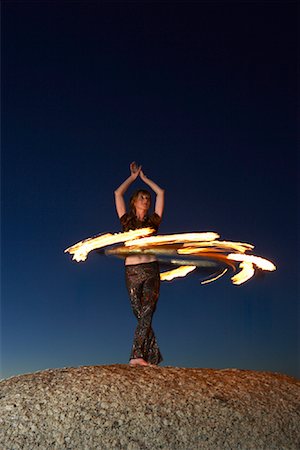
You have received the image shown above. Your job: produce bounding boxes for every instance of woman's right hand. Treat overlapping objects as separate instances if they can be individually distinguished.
[130,161,142,179]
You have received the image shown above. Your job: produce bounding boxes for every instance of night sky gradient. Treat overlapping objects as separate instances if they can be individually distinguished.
[2,2,298,379]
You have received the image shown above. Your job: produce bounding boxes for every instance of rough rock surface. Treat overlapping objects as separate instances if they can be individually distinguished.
[0,365,299,450]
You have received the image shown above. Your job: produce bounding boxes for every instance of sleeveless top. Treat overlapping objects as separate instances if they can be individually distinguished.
[120,212,161,233]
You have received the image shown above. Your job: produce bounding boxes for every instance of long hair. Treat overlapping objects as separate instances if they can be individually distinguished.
[129,189,151,216]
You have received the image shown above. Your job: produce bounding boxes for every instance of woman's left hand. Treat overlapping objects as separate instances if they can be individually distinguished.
[139,169,148,181]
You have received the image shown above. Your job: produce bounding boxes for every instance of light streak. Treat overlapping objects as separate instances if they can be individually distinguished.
[64,228,154,262]
[227,253,276,271]
[125,232,219,247]
[65,229,276,285]
[179,240,254,254]
[160,266,197,281]
[201,268,228,285]
[231,262,255,285]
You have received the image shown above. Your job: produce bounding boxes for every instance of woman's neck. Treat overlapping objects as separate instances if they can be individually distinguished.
[135,209,147,220]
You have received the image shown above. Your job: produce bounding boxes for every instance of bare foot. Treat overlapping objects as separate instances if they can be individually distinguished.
[129,358,149,366]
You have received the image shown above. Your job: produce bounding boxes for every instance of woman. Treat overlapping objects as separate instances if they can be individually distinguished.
[114,162,165,367]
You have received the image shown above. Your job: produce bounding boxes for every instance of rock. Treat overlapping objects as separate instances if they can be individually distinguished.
[0,365,299,449]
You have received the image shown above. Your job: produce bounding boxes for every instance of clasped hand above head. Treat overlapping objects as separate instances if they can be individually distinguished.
[130,161,148,181]
[130,161,141,175]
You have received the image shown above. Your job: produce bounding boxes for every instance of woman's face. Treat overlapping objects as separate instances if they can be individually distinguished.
[134,192,151,211]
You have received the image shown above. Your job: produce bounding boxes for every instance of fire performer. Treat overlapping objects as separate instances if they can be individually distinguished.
[114,162,165,367]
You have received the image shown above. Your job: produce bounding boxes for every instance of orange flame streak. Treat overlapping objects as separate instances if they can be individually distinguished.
[180,240,254,253]
[227,253,276,271]
[160,266,197,281]
[125,232,220,247]
[172,251,238,271]
[64,228,154,262]
[231,262,255,285]
[201,268,228,285]
[65,229,276,285]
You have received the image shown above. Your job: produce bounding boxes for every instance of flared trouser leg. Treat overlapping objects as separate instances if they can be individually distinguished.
[125,262,163,365]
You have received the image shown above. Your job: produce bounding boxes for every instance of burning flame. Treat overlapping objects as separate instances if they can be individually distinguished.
[179,240,254,254]
[227,254,276,285]
[64,228,154,262]
[231,262,255,285]
[201,268,228,285]
[227,253,276,271]
[160,266,197,281]
[125,232,220,247]
[65,228,276,285]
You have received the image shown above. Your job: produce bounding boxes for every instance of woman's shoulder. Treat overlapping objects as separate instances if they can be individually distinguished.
[149,212,162,226]
[120,212,129,224]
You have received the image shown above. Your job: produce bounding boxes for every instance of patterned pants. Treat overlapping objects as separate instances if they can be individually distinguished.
[125,261,163,365]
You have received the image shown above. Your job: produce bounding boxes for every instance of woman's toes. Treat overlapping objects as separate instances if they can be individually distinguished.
[129,358,149,366]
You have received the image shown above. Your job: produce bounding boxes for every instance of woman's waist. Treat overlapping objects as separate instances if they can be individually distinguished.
[125,254,157,266]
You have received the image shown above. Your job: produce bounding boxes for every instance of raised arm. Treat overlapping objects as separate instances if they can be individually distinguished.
[114,162,141,218]
[139,170,165,218]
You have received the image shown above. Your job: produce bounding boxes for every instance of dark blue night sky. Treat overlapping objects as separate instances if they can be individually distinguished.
[2,2,298,379]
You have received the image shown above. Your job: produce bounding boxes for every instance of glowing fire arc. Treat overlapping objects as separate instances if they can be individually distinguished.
[65,228,276,285]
